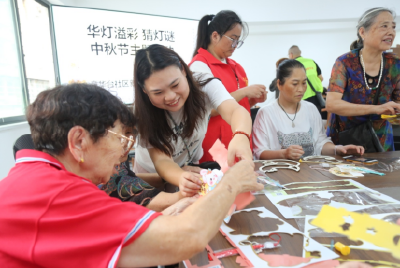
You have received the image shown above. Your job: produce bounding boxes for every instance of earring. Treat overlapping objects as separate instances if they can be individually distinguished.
[80,158,84,163]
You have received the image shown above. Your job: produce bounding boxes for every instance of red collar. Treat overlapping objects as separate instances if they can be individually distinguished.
[197,48,236,67]
[16,149,66,170]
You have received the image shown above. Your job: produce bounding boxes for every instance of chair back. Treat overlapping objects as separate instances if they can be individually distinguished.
[13,134,34,160]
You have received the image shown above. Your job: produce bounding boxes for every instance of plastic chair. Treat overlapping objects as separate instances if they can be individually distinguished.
[13,134,34,160]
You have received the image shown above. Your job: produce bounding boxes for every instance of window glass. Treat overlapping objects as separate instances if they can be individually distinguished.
[17,0,56,103]
[0,0,26,121]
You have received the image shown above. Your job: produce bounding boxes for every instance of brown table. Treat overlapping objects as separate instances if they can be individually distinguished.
[182,152,400,267]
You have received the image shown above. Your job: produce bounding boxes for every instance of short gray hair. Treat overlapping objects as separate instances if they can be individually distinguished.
[351,7,395,49]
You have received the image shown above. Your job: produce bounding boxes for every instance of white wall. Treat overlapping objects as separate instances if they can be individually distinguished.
[0,123,31,179]
[232,18,400,107]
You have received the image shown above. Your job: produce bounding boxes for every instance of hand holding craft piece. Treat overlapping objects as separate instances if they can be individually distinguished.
[209,139,255,210]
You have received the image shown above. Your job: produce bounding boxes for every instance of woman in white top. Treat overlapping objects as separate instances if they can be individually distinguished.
[133,44,253,196]
[253,59,364,160]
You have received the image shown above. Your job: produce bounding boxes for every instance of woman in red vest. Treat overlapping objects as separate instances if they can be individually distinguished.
[190,10,267,163]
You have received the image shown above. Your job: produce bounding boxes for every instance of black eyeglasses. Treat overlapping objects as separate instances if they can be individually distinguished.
[223,35,244,49]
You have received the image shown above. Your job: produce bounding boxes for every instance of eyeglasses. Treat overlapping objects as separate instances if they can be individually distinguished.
[223,35,244,49]
[107,130,135,154]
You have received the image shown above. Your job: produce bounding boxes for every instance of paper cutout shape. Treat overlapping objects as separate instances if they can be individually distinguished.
[198,169,223,196]
[234,192,255,211]
[259,159,300,173]
[265,179,400,219]
[209,139,229,172]
[236,256,252,267]
[311,205,400,259]
[182,244,223,268]
[258,254,311,267]
[208,139,255,210]
[220,207,338,268]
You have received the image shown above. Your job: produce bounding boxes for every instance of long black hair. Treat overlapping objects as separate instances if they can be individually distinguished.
[134,44,208,156]
[193,10,248,57]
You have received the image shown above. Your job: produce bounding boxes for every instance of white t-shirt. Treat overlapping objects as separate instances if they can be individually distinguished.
[252,99,332,159]
[135,77,233,173]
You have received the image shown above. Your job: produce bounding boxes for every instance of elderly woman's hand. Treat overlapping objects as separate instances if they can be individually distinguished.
[222,160,263,194]
[336,145,365,156]
[179,171,202,197]
[373,101,400,115]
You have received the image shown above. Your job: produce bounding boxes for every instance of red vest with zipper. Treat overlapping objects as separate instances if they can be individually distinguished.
[189,48,251,163]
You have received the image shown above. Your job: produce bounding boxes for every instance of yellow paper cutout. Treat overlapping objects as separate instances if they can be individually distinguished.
[337,259,400,268]
[311,205,400,259]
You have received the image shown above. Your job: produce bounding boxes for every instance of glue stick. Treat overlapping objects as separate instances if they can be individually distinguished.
[334,242,350,255]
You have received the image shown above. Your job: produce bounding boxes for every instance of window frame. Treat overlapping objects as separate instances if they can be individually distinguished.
[0,0,59,126]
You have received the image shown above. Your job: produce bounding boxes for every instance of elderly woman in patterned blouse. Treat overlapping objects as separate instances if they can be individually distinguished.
[326,7,400,152]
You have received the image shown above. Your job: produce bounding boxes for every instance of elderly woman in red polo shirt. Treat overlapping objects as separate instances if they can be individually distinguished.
[0,83,264,267]
[190,10,267,163]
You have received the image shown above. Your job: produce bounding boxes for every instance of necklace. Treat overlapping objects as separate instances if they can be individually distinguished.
[166,111,194,165]
[278,99,299,128]
[360,49,383,90]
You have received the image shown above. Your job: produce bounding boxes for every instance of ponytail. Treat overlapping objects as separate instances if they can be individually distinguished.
[193,15,215,58]
[192,10,248,57]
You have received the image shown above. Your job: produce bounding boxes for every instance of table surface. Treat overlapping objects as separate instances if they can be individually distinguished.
[182,152,400,267]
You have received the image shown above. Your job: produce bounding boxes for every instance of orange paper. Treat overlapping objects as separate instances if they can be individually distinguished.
[236,256,253,267]
[234,192,255,210]
[208,139,229,172]
[303,260,340,268]
[258,254,311,266]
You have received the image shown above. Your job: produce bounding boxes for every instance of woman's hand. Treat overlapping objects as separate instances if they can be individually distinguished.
[243,84,267,99]
[227,134,252,167]
[161,195,199,216]
[284,145,304,160]
[373,101,400,115]
[182,165,202,174]
[179,171,202,197]
[335,145,365,156]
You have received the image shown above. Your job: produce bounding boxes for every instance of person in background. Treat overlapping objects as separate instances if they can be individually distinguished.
[133,44,253,197]
[0,83,263,267]
[326,7,400,151]
[269,57,289,99]
[253,60,364,160]
[190,10,267,163]
[288,45,326,119]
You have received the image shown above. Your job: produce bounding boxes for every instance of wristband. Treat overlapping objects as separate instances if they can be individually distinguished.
[334,145,341,156]
[232,130,251,142]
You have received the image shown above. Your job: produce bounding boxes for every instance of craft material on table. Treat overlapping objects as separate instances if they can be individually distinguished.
[220,207,338,268]
[310,205,400,259]
[257,159,301,173]
[264,179,400,219]
[328,165,385,178]
[303,155,337,161]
